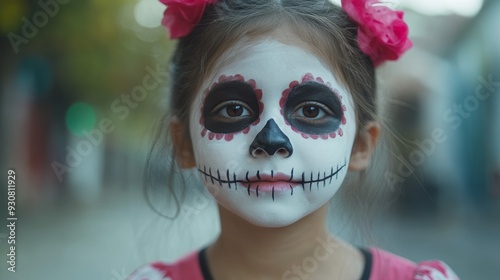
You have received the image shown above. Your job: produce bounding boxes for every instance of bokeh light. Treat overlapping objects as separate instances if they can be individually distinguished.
[134,0,164,28]
[65,102,97,136]
[401,0,484,17]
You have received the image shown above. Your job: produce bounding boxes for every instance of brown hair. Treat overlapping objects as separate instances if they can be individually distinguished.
[144,0,382,219]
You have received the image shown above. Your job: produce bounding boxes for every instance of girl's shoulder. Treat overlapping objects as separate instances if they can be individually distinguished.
[368,247,459,280]
[126,251,204,280]
[127,247,459,280]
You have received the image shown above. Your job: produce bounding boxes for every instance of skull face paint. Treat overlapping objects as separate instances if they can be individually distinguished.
[189,40,357,227]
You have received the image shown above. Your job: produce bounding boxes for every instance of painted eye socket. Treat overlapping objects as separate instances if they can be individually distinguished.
[212,101,253,120]
[202,80,260,133]
[283,81,343,135]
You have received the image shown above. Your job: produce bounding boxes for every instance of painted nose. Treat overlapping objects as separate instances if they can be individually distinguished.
[249,119,293,158]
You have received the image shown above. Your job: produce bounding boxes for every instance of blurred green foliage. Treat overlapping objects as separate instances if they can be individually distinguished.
[1,0,173,139]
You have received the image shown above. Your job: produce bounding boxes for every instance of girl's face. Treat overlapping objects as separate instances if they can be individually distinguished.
[189,39,357,227]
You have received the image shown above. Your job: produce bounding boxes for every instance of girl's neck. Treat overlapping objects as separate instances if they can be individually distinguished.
[206,205,364,280]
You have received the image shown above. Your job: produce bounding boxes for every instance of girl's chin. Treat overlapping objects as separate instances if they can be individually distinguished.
[237,213,304,228]
[221,200,321,228]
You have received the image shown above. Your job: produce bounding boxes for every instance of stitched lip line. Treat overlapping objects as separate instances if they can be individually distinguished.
[197,157,347,192]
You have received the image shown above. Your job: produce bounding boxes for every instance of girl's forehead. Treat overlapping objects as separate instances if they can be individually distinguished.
[205,39,345,91]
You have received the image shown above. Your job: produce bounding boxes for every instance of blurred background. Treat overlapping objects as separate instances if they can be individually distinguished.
[0,0,499,279]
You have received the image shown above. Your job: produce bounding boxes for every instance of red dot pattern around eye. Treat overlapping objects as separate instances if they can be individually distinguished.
[200,74,264,141]
[279,73,347,140]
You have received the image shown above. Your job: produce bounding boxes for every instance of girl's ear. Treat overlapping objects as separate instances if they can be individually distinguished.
[170,119,196,168]
[349,121,380,171]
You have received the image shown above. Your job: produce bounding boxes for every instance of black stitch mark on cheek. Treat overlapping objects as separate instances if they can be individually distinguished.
[329,167,333,184]
[272,187,275,201]
[256,185,259,197]
[227,169,231,189]
[209,168,215,184]
[290,185,293,195]
[309,172,313,191]
[217,170,222,187]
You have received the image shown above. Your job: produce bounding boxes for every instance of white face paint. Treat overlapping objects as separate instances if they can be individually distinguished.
[189,39,357,227]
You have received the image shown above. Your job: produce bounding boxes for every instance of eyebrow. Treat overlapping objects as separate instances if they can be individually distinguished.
[207,80,254,94]
[292,81,337,96]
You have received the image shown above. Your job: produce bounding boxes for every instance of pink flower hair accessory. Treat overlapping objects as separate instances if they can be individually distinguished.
[341,0,413,67]
[160,0,217,39]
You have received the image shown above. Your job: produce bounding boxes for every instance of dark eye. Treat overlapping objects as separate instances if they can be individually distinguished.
[299,105,322,118]
[293,102,331,121]
[212,101,252,119]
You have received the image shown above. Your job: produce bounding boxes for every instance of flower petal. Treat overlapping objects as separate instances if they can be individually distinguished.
[342,0,413,66]
[160,0,216,39]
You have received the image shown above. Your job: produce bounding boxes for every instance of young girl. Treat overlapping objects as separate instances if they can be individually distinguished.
[129,0,459,279]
